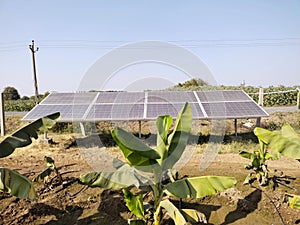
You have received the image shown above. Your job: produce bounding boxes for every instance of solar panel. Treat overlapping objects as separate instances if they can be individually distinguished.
[147,91,197,103]
[146,103,204,119]
[95,92,146,104]
[22,90,268,122]
[196,90,251,102]
[86,104,144,120]
[202,101,268,118]
[23,104,89,121]
[42,92,97,104]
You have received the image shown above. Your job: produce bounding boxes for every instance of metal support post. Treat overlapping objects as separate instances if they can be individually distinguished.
[0,93,5,136]
[80,122,86,136]
[256,117,261,127]
[234,119,238,137]
[138,120,142,138]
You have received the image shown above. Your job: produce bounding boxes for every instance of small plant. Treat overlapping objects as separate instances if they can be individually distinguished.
[33,156,62,184]
[0,112,60,199]
[80,103,237,224]
[240,124,300,209]
[239,140,279,186]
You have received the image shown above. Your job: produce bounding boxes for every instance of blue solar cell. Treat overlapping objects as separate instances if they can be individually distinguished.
[196,90,251,102]
[146,103,204,119]
[96,92,145,104]
[42,92,97,104]
[23,104,89,121]
[86,104,144,120]
[202,101,268,118]
[147,91,197,103]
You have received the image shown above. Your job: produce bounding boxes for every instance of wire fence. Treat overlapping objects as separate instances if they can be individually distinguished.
[248,88,299,108]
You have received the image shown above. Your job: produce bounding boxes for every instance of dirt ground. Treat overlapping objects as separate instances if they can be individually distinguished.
[0,114,300,225]
[0,134,299,225]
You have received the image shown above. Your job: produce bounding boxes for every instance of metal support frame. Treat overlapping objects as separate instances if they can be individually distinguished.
[79,122,86,136]
[138,120,142,138]
[256,117,261,127]
[0,93,5,136]
[234,119,238,137]
[43,132,48,140]
[297,89,300,110]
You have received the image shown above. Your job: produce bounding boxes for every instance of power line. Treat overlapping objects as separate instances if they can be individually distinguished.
[0,37,300,52]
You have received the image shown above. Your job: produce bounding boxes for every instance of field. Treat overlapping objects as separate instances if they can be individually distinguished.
[0,111,300,225]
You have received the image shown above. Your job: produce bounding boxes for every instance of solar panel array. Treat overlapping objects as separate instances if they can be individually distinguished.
[22,90,268,121]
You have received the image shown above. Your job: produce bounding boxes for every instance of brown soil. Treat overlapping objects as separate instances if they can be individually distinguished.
[0,114,300,225]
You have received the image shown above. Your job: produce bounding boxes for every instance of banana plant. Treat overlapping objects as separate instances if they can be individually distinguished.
[285,194,300,210]
[33,156,62,184]
[254,124,300,209]
[239,140,279,186]
[0,112,60,200]
[254,124,300,160]
[240,124,300,187]
[80,103,237,224]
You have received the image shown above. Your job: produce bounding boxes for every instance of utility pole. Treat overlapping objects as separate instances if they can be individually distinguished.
[29,40,39,105]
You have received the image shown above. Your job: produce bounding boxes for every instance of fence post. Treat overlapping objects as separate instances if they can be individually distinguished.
[258,88,264,106]
[297,89,300,110]
[0,92,5,136]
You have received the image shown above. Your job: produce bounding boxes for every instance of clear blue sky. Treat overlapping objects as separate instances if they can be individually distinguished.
[0,0,300,96]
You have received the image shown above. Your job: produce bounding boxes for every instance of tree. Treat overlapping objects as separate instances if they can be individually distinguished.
[3,86,20,100]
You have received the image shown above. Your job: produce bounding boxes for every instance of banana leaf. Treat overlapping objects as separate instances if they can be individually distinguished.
[286,194,300,209]
[123,189,145,219]
[166,176,237,198]
[156,115,172,164]
[162,103,192,170]
[111,127,160,172]
[80,163,150,189]
[254,125,300,159]
[0,167,36,199]
[0,112,60,158]
[157,199,187,225]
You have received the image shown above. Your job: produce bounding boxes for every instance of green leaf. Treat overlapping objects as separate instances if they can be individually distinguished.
[166,176,237,198]
[254,126,300,159]
[243,173,254,185]
[158,199,187,225]
[44,156,55,167]
[80,163,150,189]
[287,194,300,209]
[0,112,60,158]
[123,189,145,219]
[111,127,160,172]
[156,115,172,164]
[33,167,53,183]
[0,167,36,199]
[281,124,300,142]
[239,151,253,159]
[162,102,192,170]
[181,209,207,223]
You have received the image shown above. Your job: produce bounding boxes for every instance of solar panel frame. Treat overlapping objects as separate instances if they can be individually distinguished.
[22,90,269,122]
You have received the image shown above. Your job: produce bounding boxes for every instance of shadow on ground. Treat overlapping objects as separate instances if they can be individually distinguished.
[70,131,258,149]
